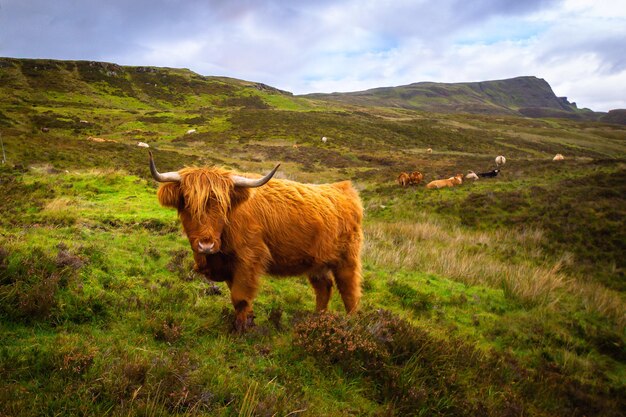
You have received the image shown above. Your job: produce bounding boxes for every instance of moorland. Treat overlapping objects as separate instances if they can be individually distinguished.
[0,58,625,416]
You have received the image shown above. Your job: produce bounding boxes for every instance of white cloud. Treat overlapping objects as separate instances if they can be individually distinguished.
[1,0,625,111]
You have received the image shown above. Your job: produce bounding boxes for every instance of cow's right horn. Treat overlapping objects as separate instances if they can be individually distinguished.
[231,164,280,188]
[149,151,181,182]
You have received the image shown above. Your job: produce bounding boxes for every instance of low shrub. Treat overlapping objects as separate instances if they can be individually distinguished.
[292,309,624,416]
[293,311,386,371]
[0,247,62,322]
[152,317,184,344]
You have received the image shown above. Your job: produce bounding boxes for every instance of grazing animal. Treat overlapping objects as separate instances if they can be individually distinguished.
[87,136,117,143]
[409,171,424,185]
[186,129,197,135]
[495,155,506,166]
[397,172,411,187]
[321,136,328,143]
[478,169,500,178]
[149,151,363,332]
[427,148,433,154]
[137,142,150,148]
[553,153,564,161]
[426,173,463,189]
[465,170,479,180]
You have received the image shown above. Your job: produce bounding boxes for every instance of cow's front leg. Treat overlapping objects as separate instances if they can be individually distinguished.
[229,275,260,333]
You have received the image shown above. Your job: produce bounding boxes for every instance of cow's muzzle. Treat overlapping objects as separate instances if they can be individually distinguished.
[197,240,218,254]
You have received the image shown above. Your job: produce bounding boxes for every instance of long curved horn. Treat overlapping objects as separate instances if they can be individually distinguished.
[149,151,181,182]
[231,164,280,188]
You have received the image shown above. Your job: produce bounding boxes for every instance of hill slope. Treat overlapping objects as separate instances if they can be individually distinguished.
[0,57,625,416]
[303,76,607,120]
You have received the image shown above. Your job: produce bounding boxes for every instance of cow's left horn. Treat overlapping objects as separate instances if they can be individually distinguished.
[149,151,181,182]
[231,164,280,188]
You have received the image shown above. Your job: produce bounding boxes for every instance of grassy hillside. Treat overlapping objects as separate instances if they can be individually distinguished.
[1,58,625,416]
[302,76,614,121]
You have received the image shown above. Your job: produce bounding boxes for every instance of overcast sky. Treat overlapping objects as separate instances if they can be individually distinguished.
[1,0,625,112]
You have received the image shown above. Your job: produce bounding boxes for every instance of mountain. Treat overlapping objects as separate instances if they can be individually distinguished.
[1,57,621,124]
[301,76,608,121]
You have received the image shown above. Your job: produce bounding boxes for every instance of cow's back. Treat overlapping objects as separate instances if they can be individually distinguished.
[227,178,362,274]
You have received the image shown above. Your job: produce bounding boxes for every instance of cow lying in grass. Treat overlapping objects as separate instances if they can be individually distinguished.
[426,173,463,189]
[149,151,364,332]
[478,169,500,178]
[465,171,479,180]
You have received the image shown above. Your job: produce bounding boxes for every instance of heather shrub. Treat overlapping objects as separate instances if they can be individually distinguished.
[0,247,76,322]
[54,334,97,377]
[151,316,184,344]
[292,312,386,371]
[94,350,221,414]
[293,309,525,416]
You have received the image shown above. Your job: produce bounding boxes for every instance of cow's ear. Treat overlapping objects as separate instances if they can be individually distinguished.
[230,187,251,208]
[157,183,183,209]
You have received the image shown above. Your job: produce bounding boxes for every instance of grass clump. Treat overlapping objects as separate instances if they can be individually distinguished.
[0,245,84,323]
[293,309,625,416]
[293,310,514,415]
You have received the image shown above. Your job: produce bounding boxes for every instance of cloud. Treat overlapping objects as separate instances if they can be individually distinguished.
[0,0,624,111]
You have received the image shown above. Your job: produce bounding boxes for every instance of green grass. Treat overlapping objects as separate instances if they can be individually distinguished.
[0,57,625,416]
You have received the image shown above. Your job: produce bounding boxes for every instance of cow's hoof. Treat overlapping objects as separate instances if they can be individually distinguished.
[234,319,247,334]
[246,312,255,328]
[232,312,255,334]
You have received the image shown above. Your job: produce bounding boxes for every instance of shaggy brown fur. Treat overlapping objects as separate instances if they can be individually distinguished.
[156,165,364,332]
[426,173,463,189]
[409,171,423,185]
[397,172,410,187]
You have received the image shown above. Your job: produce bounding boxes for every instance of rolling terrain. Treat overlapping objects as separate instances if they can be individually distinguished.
[303,76,622,122]
[1,58,625,416]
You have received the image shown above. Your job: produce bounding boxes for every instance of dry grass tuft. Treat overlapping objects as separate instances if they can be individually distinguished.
[364,221,624,326]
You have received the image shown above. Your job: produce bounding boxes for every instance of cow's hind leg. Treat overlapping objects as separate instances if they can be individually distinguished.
[332,261,362,314]
[308,271,334,312]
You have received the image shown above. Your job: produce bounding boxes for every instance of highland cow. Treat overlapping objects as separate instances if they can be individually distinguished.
[397,172,410,187]
[426,173,463,189]
[478,169,500,178]
[149,151,363,332]
[409,171,424,185]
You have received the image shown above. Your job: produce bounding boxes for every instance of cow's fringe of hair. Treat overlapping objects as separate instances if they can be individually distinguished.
[179,167,234,222]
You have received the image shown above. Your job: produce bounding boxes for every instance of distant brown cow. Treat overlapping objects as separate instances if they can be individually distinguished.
[149,151,363,332]
[426,173,463,189]
[409,171,423,185]
[397,172,410,187]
